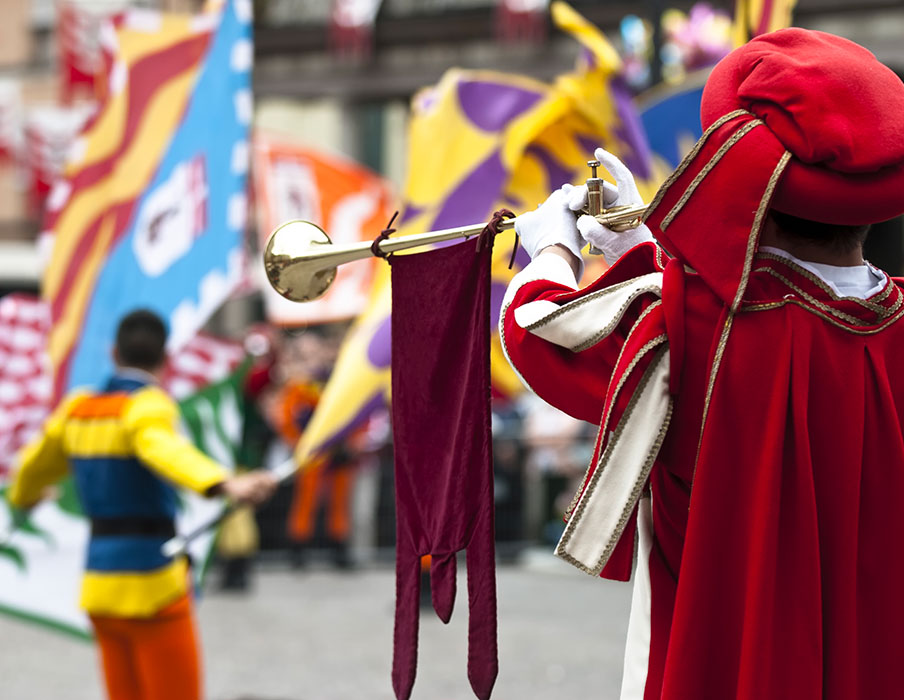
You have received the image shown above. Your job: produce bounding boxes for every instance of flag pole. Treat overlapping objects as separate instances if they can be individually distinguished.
[160,457,299,558]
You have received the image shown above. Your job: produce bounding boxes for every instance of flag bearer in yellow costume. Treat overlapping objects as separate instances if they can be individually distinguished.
[9,309,278,700]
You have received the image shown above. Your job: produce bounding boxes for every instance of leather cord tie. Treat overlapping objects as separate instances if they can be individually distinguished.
[477,209,516,266]
[372,210,400,261]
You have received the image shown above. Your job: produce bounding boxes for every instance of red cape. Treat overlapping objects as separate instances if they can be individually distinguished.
[502,242,904,698]
[663,251,904,699]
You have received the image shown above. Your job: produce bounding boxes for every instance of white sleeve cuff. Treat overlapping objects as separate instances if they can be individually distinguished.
[501,251,579,315]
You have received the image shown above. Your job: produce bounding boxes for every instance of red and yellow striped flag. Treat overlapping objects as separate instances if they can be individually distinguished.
[43,12,214,398]
[43,0,252,399]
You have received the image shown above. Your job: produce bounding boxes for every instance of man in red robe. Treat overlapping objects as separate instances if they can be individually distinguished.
[501,29,904,699]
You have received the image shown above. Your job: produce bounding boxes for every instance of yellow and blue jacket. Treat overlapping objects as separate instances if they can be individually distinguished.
[9,372,227,618]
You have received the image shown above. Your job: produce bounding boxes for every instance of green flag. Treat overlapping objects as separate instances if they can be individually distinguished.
[179,359,252,468]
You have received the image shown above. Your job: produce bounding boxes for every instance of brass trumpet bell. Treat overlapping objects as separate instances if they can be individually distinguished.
[264,220,338,302]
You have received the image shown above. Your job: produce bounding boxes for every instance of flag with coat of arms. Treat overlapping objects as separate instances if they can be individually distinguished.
[42,0,253,401]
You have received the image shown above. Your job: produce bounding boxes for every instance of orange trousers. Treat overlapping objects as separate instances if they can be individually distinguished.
[90,594,201,700]
[288,460,353,542]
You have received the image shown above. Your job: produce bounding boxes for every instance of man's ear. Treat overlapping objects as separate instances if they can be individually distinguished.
[112,346,122,367]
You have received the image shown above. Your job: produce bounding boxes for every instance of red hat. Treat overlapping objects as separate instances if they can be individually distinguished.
[645,29,904,309]
[703,29,904,225]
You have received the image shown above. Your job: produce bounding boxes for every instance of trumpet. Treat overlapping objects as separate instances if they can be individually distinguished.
[263,160,648,303]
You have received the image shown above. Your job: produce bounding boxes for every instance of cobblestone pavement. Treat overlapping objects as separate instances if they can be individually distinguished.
[0,552,631,700]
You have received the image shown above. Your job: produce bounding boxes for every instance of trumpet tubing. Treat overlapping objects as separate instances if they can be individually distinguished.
[263,203,647,303]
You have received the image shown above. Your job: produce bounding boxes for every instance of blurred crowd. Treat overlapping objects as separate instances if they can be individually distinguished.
[215,324,597,590]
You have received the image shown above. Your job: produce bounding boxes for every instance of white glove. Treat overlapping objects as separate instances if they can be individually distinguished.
[576,148,653,264]
[561,180,619,212]
[514,184,585,276]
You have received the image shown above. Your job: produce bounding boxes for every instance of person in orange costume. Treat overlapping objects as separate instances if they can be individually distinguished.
[9,310,277,700]
[274,376,357,569]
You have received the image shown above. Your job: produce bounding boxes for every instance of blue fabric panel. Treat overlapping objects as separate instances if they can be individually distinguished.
[71,456,178,519]
[86,535,171,572]
[104,375,149,393]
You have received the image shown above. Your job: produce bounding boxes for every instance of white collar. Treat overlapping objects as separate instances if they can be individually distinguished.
[759,246,885,300]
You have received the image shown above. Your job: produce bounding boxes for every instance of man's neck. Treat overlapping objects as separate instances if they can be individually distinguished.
[759,224,864,267]
[114,366,161,385]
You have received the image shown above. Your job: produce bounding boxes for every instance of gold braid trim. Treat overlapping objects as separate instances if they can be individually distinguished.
[523,276,656,333]
[570,292,664,353]
[739,298,904,335]
[655,245,667,270]
[643,109,754,222]
[660,119,765,231]
[563,302,665,521]
[754,251,898,316]
[884,290,903,316]
[564,417,609,523]
[556,345,673,576]
[599,304,666,438]
[870,273,896,305]
[691,311,734,489]
[754,267,871,326]
[731,150,792,311]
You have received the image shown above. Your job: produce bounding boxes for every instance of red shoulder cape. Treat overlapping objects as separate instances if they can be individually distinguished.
[663,253,904,698]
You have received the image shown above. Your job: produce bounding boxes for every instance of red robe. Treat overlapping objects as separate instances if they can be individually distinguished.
[501,241,904,699]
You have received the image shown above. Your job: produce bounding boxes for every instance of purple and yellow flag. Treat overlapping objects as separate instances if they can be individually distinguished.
[732,0,797,46]
[42,0,252,398]
[294,1,657,464]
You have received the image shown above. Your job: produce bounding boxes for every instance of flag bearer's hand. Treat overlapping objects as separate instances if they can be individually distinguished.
[220,471,278,506]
